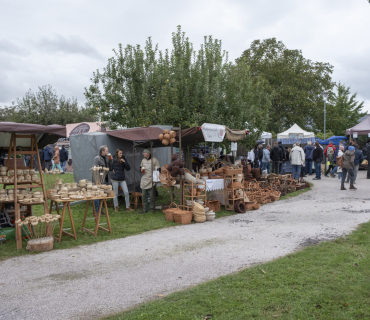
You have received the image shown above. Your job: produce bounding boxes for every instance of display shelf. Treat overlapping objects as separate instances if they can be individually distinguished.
[223,172,244,211]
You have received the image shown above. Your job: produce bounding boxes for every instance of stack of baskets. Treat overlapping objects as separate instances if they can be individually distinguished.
[193,202,206,223]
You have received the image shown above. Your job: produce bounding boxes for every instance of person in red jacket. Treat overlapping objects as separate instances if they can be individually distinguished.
[324,141,336,177]
[324,142,336,158]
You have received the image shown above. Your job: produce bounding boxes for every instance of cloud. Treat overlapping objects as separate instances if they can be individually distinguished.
[38,34,103,60]
[0,39,24,55]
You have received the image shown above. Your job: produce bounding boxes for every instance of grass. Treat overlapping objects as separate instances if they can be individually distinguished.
[0,176,312,261]
[104,219,370,320]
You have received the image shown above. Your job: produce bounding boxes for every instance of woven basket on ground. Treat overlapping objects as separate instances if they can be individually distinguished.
[163,202,178,221]
[193,202,206,223]
[173,205,192,225]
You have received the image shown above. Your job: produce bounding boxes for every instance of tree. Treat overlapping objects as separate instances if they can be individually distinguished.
[319,83,366,136]
[236,38,335,134]
[2,85,96,125]
[85,26,272,143]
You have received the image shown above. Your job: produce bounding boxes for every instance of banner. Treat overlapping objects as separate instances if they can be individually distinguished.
[353,132,358,138]
[201,123,226,142]
[231,142,238,151]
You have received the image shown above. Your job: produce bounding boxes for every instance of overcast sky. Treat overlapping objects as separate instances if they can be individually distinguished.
[1,0,369,113]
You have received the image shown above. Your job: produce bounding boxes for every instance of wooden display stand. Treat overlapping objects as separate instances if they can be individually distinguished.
[223,174,244,211]
[2,133,49,250]
[82,198,112,237]
[183,180,207,206]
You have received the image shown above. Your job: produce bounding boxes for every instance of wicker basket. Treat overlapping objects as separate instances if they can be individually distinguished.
[206,195,221,212]
[253,203,260,210]
[245,201,255,210]
[173,205,193,225]
[163,202,178,221]
[223,166,243,176]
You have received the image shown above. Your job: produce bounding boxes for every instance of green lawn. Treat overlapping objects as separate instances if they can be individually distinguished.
[105,220,370,320]
[0,176,311,261]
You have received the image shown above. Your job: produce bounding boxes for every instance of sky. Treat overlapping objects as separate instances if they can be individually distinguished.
[1,0,369,113]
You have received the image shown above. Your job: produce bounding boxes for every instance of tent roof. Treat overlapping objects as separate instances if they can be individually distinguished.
[260,131,272,139]
[0,122,66,149]
[105,126,163,142]
[346,116,370,135]
[277,123,315,139]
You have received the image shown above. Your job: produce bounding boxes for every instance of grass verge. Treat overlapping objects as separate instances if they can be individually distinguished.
[105,219,370,320]
[0,177,312,261]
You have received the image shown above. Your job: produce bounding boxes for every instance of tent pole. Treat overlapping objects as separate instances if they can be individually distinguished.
[150,141,154,213]
[179,124,183,206]
[133,145,135,195]
[170,144,173,203]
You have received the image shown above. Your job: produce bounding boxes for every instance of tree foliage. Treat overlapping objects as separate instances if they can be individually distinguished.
[321,83,366,136]
[237,38,335,134]
[84,26,272,142]
[1,85,96,126]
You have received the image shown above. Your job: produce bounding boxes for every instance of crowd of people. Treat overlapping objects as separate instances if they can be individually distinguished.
[247,138,370,190]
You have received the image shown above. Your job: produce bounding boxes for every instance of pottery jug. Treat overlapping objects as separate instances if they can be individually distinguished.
[25,174,31,181]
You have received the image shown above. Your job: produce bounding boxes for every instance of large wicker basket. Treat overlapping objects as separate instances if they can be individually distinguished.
[173,205,193,225]
[163,202,178,221]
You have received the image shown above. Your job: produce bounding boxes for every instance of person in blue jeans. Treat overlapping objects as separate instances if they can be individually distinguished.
[261,145,271,174]
[290,142,305,180]
[59,145,69,173]
[312,141,324,180]
[303,141,315,175]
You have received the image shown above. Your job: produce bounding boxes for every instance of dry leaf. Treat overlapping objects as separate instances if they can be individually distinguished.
[261,269,266,274]
[344,303,348,307]
[353,263,358,267]
[316,304,322,309]
[157,294,164,297]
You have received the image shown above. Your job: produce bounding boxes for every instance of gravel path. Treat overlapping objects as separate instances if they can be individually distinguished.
[1,171,370,320]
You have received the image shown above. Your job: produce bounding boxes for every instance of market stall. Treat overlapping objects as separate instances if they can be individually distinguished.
[0,122,66,250]
[277,123,315,144]
[346,116,370,139]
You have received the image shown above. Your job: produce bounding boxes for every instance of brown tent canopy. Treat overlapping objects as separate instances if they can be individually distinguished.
[105,127,163,144]
[0,122,67,149]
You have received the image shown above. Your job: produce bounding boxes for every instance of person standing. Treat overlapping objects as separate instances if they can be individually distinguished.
[290,142,305,179]
[324,141,336,177]
[303,141,315,175]
[52,146,63,171]
[363,139,370,179]
[341,146,356,190]
[270,141,282,174]
[312,141,323,180]
[59,145,69,174]
[261,145,271,174]
[92,145,113,215]
[336,145,344,181]
[43,145,53,171]
[258,144,264,168]
[140,149,160,213]
[277,141,285,174]
[253,144,259,168]
[346,144,363,184]
[111,149,133,212]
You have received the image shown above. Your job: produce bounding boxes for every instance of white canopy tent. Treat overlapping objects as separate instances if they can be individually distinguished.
[277,123,315,144]
[259,131,272,145]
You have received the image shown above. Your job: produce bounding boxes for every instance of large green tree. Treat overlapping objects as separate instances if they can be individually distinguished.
[236,38,335,134]
[85,26,272,143]
[1,85,96,125]
[320,83,366,136]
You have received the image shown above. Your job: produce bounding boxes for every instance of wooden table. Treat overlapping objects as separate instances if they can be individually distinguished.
[48,196,113,242]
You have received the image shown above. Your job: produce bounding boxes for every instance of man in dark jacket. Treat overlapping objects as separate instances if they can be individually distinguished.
[303,141,315,175]
[270,141,283,174]
[277,141,285,173]
[312,141,324,180]
[363,139,370,179]
[43,146,53,171]
[59,145,69,173]
[258,145,264,168]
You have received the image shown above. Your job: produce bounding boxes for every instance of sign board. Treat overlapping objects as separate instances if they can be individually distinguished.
[353,132,358,138]
[231,142,237,151]
[368,133,370,138]
[289,133,304,139]
[201,123,226,142]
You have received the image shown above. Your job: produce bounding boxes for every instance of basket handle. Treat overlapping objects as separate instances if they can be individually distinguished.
[178,204,191,212]
[168,202,178,209]
[207,195,218,201]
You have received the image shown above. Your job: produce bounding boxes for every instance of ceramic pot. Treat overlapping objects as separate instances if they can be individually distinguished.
[21,189,27,195]
[23,169,29,175]
[31,175,38,181]
[0,166,7,172]
[16,170,23,175]
[17,175,24,181]
[72,182,78,188]
[8,194,14,201]
[29,169,36,175]
[8,170,14,176]
[0,172,6,176]
[24,194,32,199]
[56,179,63,184]
[3,177,9,183]
[0,189,6,194]
[79,179,87,184]
[25,174,31,181]
[65,183,71,189]
[92,185,98,191]
[8,189,14,194]
[18,194,25,200]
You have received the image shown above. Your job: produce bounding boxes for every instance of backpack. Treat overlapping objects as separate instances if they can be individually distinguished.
[327,146,334,161]
[336,156,343,168]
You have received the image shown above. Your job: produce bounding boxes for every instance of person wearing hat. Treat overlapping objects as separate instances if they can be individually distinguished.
[341,146,356,190]
[140,149,160,213]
